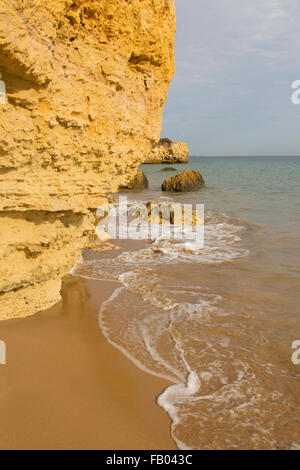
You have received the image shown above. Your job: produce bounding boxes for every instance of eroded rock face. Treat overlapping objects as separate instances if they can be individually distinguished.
[144,138,189,163]
[0,0,175,320]
[119,169,149,191]
[162,170,205,192]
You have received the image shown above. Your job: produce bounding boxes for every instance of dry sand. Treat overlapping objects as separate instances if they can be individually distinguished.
[0,274,176,450]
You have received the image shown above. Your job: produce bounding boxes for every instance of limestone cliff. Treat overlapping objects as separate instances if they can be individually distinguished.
[0,0,176,320]
[144,138,189,163]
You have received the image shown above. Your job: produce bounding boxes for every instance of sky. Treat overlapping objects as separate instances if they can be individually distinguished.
[162,0,300,156]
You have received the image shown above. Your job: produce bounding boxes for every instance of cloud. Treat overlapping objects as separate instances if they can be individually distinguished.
[162,0,300,155]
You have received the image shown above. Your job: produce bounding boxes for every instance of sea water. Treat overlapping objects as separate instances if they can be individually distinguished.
[73,156,300,449]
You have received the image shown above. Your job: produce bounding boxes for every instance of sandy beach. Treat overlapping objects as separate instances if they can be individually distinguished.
[2,0,300,453]
[0,273,176,450]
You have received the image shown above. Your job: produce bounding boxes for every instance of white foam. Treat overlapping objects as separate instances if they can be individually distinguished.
[99,284,180,384]
[157,371,201,450]
[70,201,259,449]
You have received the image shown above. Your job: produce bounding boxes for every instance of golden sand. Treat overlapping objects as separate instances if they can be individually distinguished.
[0,275,176,450]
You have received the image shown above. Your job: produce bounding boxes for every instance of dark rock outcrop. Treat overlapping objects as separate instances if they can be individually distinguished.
[120,169,149,191]
[162,169,205,192]
[161,167,177,172]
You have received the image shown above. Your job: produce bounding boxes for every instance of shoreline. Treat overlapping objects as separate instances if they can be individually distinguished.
[0,273,176,450]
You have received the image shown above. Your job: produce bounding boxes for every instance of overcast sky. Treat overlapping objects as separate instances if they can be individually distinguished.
[162,0,300,156]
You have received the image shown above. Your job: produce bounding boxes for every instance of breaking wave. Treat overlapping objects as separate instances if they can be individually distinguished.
[72,202,300,450]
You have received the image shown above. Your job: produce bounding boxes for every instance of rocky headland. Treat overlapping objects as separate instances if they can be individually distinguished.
[144,138,189,164]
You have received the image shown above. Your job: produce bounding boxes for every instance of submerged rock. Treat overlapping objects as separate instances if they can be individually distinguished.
[119,169,149,191]
[162,169,205,192]
[161,167,177,172]
[144,201,203,226]
[145,138,189,163]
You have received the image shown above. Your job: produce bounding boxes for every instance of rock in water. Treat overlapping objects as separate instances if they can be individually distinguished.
[162,170,205,192]
[119,169,149,191]
[145,138,189,163]
[161,167,177,172]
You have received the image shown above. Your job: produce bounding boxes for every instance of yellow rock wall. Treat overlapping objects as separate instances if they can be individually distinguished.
[0,0,176,320]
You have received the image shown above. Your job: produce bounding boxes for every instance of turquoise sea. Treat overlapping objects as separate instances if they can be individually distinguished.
[75,156,300,449]
[141,156,300,225]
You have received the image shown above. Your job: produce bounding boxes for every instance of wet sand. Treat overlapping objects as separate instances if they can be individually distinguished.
[0,274,176,450]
